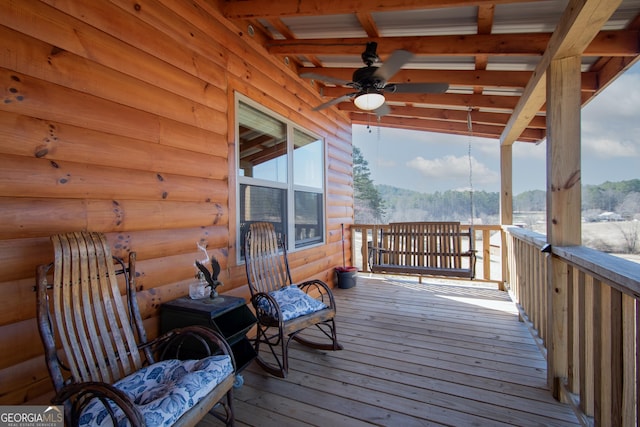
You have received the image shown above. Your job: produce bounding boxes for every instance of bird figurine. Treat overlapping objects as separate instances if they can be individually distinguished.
[194,241,224,298]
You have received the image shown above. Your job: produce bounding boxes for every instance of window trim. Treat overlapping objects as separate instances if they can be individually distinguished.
[235,94,326,259]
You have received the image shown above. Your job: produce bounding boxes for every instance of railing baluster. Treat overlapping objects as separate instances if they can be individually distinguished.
[504,226,640,426]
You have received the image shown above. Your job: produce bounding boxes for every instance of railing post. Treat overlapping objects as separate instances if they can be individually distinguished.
[501,228,509,290]
[546,55,582,399]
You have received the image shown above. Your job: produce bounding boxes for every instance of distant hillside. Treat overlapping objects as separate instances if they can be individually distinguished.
[376,184,498,223]
[369,179,640,223]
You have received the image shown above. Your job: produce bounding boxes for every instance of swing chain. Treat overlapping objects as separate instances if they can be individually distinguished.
[467,108,474,226]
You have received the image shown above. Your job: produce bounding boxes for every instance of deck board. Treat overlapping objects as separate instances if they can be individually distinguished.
[200,275,579,426]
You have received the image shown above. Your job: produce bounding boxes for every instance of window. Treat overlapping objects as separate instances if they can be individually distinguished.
[237,98,325,256]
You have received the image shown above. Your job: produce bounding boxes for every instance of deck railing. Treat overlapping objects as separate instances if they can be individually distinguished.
[352,222,640,426]
[505,226,640,427]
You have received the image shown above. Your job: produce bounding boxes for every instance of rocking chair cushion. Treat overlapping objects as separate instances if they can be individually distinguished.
[260,285,328,321]
[79,355,233,427]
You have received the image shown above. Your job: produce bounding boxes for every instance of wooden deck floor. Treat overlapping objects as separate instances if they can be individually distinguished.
[201,275,580,426]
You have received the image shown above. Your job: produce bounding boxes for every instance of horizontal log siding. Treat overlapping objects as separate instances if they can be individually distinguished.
[0,0,353,404]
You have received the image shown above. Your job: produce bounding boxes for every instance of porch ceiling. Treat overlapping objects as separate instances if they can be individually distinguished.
[221,0,640,144]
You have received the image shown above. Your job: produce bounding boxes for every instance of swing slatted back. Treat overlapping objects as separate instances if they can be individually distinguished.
[370,222,476,279]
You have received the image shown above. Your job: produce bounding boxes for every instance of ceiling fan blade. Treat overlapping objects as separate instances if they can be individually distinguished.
[300,72,353,87]
[373,103,391,117]
[384,82,449,94]
[312,94,354,111]
[372,50,413,82]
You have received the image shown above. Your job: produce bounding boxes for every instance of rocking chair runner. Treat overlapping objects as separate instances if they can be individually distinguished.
[244,222,342,378]
[36,232,236,426]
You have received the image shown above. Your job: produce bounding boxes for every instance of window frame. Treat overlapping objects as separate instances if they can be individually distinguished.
[235,94,326,259]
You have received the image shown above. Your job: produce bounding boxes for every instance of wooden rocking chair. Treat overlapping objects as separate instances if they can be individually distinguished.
[36,232,236,426]
[244,222,342,378]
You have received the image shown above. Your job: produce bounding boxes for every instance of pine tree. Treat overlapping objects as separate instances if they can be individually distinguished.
[353,146,386,223]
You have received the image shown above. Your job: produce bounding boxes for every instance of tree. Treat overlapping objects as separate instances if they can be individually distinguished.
[616,221,640,253]
[619,192,640,220]
[353,146,385,223]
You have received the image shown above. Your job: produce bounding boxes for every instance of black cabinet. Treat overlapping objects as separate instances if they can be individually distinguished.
[160,295,257,374]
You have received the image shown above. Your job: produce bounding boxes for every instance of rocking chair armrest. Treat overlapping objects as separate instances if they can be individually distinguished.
[251,292,284,325]
[148,325,236,369]
[54,381,144,426]
[298,279,337,310]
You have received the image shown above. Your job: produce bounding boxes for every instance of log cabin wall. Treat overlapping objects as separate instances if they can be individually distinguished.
[0,1,353,404]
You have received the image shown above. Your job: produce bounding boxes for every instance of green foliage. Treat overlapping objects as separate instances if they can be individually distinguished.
[364,180,640,223]
[583,179,640,212]
[376,185,498,222]
[513,190,546,212]
[353,146,386,223]
[353,146,639,223]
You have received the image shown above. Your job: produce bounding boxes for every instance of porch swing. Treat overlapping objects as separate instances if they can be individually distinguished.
[368,109,477,280]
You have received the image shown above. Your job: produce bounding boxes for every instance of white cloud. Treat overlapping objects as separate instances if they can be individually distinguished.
[582,137,638,158]
[406,155,498,186]
[469,135,500,157]
[580,71,640,159]
[513,140,546,159]
[583,72,640,122]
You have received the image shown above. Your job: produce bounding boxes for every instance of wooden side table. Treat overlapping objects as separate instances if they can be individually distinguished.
[160,295,257,385]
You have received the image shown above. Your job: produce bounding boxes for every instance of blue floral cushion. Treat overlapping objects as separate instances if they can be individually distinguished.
[259,285,328,321]
[79,355,233,427]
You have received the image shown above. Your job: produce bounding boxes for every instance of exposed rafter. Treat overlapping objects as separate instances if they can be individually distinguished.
[223,0,640,143]
[500,0,625,145]
[223,0,549,19]
[300,68,599,92]
[339,103,547,129]
[268,31,638,57]
[350,113,544,142]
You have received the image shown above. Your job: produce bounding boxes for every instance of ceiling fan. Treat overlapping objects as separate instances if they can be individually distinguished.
[301,42,449,114]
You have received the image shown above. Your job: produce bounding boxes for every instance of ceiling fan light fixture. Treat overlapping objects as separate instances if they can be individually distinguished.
[354,91,385,111]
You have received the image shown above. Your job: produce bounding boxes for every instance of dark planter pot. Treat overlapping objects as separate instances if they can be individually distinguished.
[335,266,357,289]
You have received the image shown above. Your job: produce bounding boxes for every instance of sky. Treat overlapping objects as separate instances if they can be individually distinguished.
[353,62,640,196]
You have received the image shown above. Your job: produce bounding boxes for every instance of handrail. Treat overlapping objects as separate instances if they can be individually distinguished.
[505,226,640,426]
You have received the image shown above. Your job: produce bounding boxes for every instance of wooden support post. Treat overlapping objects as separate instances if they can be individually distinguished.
[546,55,582,399]
[500,144,513,226]
[499,144,512,290]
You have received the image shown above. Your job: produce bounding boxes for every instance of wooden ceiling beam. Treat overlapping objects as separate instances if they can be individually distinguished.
[222,0,547,19]
[322,87,523,111]
[300,68,599,91]
[267,18,296,39]
[267,30,638,57]
[474,5,495,94]
[301,68,531,88]
[356,12,379,38]
[591,56,639,97]
[476,5,495,35]
[350,113,544,142]
[500,0,623,145]
[587,15,640,97]
[339,103,547,129]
